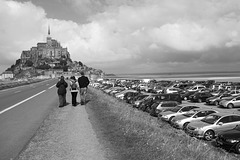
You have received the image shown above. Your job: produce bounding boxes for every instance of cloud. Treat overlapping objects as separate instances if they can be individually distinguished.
[1,0,240,74]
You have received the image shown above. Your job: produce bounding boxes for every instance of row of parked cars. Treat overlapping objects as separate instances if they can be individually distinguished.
[91,79,240,154]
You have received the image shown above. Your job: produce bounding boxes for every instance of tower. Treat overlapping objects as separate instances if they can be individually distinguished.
[47,25,52,46]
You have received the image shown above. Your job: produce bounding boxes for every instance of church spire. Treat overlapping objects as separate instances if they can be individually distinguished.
[48,25,50,36]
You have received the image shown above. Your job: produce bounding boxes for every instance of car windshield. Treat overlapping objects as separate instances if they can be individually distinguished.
[201,115,221,124]
[170,106,182,112]
[183,110,197,117]
[235,125,240,131]
[136,95,147,100]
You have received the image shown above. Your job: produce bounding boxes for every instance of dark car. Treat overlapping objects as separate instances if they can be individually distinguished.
[181,91,197,100]
[189,92,213,103]
[215,125,240,154]
[123,92,142,104]
[206,93,232,105]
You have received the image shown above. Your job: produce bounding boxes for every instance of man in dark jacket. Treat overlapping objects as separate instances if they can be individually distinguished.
[78,71,90,105]
[56,76,68,107]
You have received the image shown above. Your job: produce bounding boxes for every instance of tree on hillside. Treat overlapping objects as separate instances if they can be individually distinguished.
[78,61,83,66]
[16,59,21,65]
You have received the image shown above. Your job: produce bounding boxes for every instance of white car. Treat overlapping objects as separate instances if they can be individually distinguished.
[171,108,217,130]
[219,95,240,108]
[160,105,199,122]
[186,113,240,141]
[165,87,180,94]
[187,85,206,92]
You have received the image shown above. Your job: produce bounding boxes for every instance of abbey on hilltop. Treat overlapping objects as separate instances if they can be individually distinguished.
[20,26,71,67]
[2,26,104,80]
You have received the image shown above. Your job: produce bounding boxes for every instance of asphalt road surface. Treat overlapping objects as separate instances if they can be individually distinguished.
[0,79,59,160]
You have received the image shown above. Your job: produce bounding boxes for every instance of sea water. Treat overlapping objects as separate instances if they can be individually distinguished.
[107,71,240,82]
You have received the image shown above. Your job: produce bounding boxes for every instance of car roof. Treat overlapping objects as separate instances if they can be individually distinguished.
[192,108,217,112]
[210,112,240,117]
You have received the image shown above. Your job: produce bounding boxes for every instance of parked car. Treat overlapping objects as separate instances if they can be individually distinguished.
[165,87,181,94]
[149,101,180,117]
[219,95,240,108]
[186,113,240,141]
[139,93,182,111]
[123,92,142,104]
[215,125,240,154]
[181,91,197,100]
[171,108,217,130]
[160,105,200,123]
[228,90,240,96]
[187,85,206,92]
[115,89,138,100]
[205,93,232,105]
[133,94,155,108]
[189,92,213,103]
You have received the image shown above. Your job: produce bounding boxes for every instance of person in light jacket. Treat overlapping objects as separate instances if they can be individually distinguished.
[56,76,68,107]
[69,76,79,106]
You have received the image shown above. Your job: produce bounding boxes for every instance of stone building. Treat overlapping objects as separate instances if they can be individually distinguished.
[21,26,70,67]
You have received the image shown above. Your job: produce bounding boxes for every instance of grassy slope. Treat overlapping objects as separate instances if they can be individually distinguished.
[86,88,239,160]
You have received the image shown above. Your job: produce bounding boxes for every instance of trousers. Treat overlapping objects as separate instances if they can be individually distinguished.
[79,87,87,104]
[71,92,78,106]
[58,94,66,107]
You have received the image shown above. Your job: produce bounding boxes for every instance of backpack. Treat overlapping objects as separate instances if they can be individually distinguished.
[71,81,77,90]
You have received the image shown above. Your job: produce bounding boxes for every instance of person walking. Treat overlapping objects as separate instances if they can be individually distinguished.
[56,76,68,107]
[77,71,90,105]
[69,76,79,106]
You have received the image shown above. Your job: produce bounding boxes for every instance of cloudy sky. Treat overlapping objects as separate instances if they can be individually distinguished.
[1,0,240,74]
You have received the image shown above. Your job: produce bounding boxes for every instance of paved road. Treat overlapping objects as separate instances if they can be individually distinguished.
[0,79,59,160]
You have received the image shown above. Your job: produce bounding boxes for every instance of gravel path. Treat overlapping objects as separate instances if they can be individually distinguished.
[17,94,106,160]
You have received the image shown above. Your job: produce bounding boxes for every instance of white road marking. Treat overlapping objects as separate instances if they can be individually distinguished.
[48,84,56,89]
[0,90,46,115]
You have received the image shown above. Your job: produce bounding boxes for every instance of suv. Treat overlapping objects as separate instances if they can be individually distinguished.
[139,93,182,112]
[149,101,180,117]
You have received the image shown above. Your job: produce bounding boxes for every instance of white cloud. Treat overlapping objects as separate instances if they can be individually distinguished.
[1,0,240,74]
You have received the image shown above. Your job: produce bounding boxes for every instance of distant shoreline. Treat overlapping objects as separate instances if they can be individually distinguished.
[105,71,240,82]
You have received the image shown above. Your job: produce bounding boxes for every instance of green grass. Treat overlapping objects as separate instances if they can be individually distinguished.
[86,88,240,160]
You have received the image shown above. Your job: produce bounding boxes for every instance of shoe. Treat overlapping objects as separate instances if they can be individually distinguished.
[59,105,63,108]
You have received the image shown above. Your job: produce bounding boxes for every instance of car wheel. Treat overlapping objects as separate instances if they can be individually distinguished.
[204,130,215,141]
[169,116,175,123]
[227,103,234,109]
[214,101,219,106]
[235,142,240,154]
[198,99,202,103]
[183,122,189,131]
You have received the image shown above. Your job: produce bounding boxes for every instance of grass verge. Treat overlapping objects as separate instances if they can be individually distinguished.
[86,88,240,160]
[0,79,46,90]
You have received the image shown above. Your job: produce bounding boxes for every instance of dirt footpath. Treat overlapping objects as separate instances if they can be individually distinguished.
[17,94,106,160]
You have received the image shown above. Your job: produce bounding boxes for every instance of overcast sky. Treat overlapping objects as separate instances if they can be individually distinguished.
[1,0,240,74]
